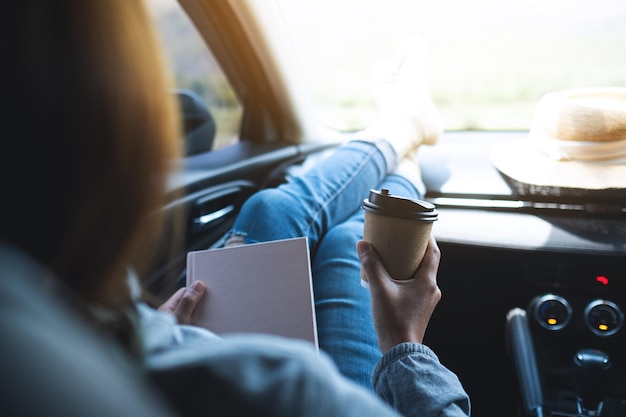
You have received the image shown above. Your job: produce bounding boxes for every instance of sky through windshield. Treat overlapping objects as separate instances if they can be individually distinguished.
[275,0,626,132]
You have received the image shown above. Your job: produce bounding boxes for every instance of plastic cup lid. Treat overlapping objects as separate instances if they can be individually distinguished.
[361,188,438,221]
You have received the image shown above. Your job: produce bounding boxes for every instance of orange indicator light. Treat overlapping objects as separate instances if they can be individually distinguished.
[598,324,609,331]
[547,318,558,325]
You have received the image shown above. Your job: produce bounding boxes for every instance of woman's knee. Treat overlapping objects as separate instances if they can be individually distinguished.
[232,188,308,243]
[317,219,362,258]
[241,188,294,218]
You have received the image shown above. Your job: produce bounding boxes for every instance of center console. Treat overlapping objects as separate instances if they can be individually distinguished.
[418,131,626,417]
[508,254,626,417]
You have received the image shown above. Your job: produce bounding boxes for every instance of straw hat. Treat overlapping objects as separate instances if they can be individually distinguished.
[490,87,626,196]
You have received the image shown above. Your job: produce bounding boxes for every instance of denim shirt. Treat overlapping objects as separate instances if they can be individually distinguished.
[138,303,471,417]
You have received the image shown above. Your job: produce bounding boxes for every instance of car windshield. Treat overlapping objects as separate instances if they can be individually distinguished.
[274,0,626,133]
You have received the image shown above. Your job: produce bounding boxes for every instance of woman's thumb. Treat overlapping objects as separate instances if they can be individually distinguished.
[357,240,385,288]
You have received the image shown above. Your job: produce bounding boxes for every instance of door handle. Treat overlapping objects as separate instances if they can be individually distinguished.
[193,204,235,230]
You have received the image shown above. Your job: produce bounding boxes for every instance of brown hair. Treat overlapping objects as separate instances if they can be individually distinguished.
[1,1,181,308]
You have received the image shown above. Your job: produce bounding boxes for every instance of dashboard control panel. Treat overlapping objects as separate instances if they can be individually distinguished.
[530,294,625,338]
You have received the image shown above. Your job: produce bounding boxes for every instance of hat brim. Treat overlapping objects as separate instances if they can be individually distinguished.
[490,138,626,198]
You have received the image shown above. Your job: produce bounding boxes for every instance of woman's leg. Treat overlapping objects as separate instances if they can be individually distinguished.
[225,36,439,255]
[311,172,423,390]
[224,139,395,258]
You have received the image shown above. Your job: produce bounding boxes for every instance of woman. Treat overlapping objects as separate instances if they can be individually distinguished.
[0,1,469,417]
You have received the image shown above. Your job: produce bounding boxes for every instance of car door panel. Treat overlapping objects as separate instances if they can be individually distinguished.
[146,140,339,303]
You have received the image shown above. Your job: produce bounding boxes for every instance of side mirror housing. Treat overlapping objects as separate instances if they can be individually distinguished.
[175,89,215,156]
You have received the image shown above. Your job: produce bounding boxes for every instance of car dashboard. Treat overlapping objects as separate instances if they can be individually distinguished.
[418,131,626,417]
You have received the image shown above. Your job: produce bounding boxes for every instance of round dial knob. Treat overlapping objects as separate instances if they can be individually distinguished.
[532,294,572,331]
[584,299,623,337]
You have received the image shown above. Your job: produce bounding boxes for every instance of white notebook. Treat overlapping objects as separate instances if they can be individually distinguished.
[186,237,318,348]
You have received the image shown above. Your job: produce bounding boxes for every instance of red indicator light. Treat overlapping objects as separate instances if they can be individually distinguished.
[596,275,609,285]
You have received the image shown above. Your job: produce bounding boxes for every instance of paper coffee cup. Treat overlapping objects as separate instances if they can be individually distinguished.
[360,188,438,288]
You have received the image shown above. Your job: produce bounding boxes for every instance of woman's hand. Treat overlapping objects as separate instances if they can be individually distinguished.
[158,280,206,325]
[357,236,442,354]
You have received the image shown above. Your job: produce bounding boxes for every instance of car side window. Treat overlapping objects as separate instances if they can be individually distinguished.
[147,0,242,151]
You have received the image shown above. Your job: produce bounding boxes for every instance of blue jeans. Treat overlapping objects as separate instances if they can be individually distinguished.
[224,140,423,390]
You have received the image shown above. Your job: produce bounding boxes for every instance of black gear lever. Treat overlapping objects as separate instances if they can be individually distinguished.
[573,349,611,416]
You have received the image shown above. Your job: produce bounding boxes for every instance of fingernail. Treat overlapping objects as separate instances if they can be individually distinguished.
[191,280,204,293]
[356,241,369,258]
